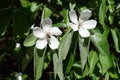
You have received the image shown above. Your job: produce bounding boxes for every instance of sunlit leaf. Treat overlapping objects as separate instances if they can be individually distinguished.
[88,50,98,74]
[90,30,109,55]
[69,3,76,10]
[99,53,113,74]
[57,59,64,80]
[108,71,119,79]
[58,29,73,60]
[108,15,114,24]
[105,72,109,80]
[90,31,113,74]
[53,22,66,28]
[30,2,40,12]
[79,37,89,70]
[61,9,69,26]
[44,7,51,18]
[99,0,107,26]
[64,32,78,74]
[83,64,89,77]
[53,53,59,79]
[111,28,120,53]
[20,0,30,8]
[34,47,46,80]
[24,33,37,47]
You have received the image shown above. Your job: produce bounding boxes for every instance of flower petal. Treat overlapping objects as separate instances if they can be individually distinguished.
[69,10,78,24]
[33,27,46,38]
[50,27,62,36]
[78,28,90,37]
[82,20,97,29]
[80,9,92,21]
[31,24,35,29]
[36,39,47,49]
[42,18,52,32]
[49,36,59,50]
[69,23,78,31]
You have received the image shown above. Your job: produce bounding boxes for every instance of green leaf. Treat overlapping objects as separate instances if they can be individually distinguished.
[30,2,40,12]
[69,3,76,10]
[61,9,69,26]
[90,31,109,55]
[108,71,119,79]
[73,63,83,79]
[53,52,64,80]
[108,0,114,13]
[58,29,73,60]
[53,53,59,79]
[57,59,64,80]
[53,22,66,28]
[102,25,110,38]
[43,7,51,18]
[83,64,89,77]
[34,47,46,80]
[14,11,29,37]
[0,8,13,35]
[99,53,113,74]
[99,0,107,26]
[79,37,89,70]
[64,32,78,74]
[105,72,109,80]
[111,28,120,53]
[108,15,114,24]
[24,33,37,47]
[20,0,30,8]
[88,50,98,74]
[90,31,113,74]
[44,51,51,69]
[64,52,75,74]
[22,47,34,71]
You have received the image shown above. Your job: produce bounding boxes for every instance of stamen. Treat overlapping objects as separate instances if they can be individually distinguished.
[46,32,51,38]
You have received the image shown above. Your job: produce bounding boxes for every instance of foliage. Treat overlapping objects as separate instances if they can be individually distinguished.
[0,0,120,80]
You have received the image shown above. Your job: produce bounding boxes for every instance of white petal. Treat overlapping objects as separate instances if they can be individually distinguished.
[31,24,35,29]
[50,27,62,36]
[79,28,90,37]
[82,20,97,29]
[36,39,47,49]
[69,10,78,24]
[18,75,22,80]
[69,23,78,31]
[33,27,46,38]
[80,9,92,21]
[16,43,20,48]
[49,36,59,50]
[42,18,52,32]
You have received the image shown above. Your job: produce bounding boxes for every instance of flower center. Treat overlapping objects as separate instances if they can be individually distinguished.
[46,32,51,38]
[46,32,52,45]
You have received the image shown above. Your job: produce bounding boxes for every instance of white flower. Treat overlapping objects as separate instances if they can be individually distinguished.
[69,9,97,37]
[31,24,35,29]
[33,18,62,50]
[16,43,20,48]
[17,75,22,80]
[15,72,22,80]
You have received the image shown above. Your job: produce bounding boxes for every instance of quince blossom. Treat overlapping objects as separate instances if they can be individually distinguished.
[33,18,62,50]
[69,9,97,37]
